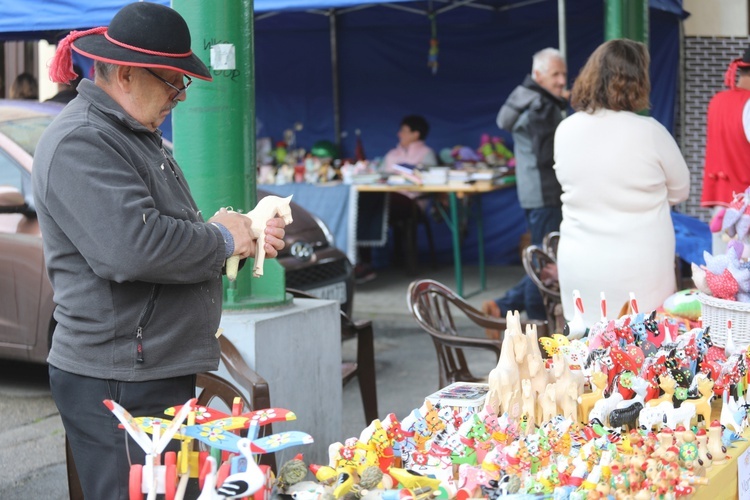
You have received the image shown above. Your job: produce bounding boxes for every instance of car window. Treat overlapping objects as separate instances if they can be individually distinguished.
[0,149,23,190]
[0,116,55,156]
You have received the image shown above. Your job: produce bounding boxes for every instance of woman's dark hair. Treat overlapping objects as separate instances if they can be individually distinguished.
[401,115,430,140]
[570,38,650,113]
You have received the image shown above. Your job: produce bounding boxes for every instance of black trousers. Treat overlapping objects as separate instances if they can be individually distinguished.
[50,365,195,500]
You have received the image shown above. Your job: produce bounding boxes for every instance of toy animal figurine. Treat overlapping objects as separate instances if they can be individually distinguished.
[524,322,549,425]
[552,353,584,412]
[521,379,535,434]
[720,387,748,433]
[564,289,587,340]
[578,371,607,425]
[589,384,623,426]
[541,382,558,424]
[682,374,714,426]
[226,195,294,280]
[647,375,677,407]
[559,383,579,422]
[695,428,712,468]
[663,403,696,430]
[707,420,729,465]
[487,311,523,416]
[608,376,648,430]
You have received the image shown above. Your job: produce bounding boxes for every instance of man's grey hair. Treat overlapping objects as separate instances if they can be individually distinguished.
[532,48,565,75]
[94,61,119,82]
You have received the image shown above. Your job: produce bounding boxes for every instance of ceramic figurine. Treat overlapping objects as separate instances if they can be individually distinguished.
[695,428,712,468]
[577,371,607,425]
[720,387,747,433]
[707,420,728,465]
[559,383,579,423]
[226,195,294,280]
[565,289,587,340]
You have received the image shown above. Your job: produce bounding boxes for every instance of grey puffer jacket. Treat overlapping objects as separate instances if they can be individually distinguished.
[33,79,227,382]
[497,75,567,209]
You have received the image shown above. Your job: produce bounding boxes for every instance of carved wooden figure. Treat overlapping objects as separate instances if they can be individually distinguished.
[524,322,549,425]
[552,353,584,414]
[682,375,714,427]
[647,375,676,407]
[578,371,607,425]
[521,379,535,435]
[541,383,558,423]
[559,383,579,422]
[487,311,522,416]
[226,195,293,279]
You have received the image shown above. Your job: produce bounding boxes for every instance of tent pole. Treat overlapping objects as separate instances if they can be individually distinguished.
[330,10,342,153]
[558,0,567,62]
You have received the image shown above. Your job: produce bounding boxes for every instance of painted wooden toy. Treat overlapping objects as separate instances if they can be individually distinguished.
[564,289,587,340]
[104,398,198,500]
[646,375,676,407]
[577,371,607,425]
[226,195,294,280]
[707,420,729,465]
[682,374,714,426]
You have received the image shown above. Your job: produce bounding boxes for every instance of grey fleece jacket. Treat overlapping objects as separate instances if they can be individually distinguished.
[497,75,566,209]
[32,79,227,382]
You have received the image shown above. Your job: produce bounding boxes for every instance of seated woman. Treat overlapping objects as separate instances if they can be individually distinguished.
[554,39,690,326]
[356,115,437,282]
[381,115,437,172]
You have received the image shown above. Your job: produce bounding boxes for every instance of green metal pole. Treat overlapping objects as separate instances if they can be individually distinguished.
[172,0,289,310]
[605,0,649,45]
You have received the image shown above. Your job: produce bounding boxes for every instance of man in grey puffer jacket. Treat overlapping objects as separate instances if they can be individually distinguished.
[32,3,286,499]
[483,48,568,325]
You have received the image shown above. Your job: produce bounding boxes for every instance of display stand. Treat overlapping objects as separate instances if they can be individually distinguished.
[214,297,341,467]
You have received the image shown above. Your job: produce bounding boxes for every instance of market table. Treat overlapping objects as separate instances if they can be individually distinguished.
[356,181,514,297]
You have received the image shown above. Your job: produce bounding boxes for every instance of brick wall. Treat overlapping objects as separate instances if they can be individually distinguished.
[678,36,750,221]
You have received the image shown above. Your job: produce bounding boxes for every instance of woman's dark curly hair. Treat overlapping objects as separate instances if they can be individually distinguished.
[571,38,650,113]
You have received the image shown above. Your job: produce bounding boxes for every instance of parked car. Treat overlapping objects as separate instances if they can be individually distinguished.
[0,99,353,364]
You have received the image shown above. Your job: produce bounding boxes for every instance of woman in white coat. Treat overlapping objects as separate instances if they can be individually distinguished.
[554,39,690,327]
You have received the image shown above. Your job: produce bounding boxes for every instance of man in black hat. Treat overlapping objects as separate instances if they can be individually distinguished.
[32,3,286,498]
[701,47,750,253]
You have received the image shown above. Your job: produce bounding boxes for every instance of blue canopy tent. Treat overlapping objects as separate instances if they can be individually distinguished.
[0,0,704,267]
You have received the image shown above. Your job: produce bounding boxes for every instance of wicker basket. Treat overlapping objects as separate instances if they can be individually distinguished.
[696,292,750,347]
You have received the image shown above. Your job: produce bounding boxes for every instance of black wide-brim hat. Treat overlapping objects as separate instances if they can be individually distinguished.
[69,2,211,81]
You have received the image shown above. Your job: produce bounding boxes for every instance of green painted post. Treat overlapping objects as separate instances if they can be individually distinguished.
[172,0,290,309]
[605,0,649,45]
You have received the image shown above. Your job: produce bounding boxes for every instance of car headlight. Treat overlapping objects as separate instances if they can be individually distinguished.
[311,214,335,247]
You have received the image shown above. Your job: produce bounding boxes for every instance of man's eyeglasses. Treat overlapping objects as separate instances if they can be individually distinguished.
[142,68,192,102]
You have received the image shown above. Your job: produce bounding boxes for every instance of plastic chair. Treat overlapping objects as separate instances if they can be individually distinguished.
[522,244,564,333]
[287,288,378,423]
[65,336,275,499]
[407,279,549,389]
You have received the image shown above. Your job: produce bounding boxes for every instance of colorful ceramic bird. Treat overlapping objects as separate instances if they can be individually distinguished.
[565,290,587,340]
[215,438,266,499]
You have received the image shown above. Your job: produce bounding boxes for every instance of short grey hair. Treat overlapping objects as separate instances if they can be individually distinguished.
[532,48,565,75]
[94,61,119,82]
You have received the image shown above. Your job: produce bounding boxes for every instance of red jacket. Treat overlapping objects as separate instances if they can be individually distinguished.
[702,88,750,207]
